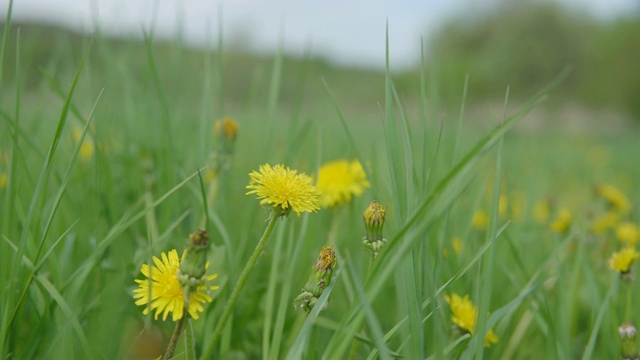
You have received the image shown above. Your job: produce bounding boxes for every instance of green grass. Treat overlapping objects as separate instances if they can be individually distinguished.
[1,17,640,360]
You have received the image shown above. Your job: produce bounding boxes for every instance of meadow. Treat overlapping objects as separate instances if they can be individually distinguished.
[1,17,640,360]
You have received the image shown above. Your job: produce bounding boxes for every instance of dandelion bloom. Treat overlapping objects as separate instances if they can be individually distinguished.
[445,293,498,347]
[246,163,320,216]
[532,199,551,224]
[0,173,7,189]
[608,247,640,273]
[549,208,571,233]
[71,126,95,163]
[616,223,639,247]
[316,159,370,208]
[133,249,219,321]
[595,183,631,213]
[471,209,489,231]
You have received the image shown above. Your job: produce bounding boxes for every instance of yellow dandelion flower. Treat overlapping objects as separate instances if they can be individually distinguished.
[608,247,640,273]
[472,209,489,231]
[445,293,498,347]
[591,211,620,235]
[0,173,7,189]
[133,249,219,322]
[452,237,463,256]
[595,183,631,213]
[246,163,321,216]
[532,199,551,225]
[616,223,639,247]
[71,126,94,163]
[214,116,239,140]
[316,159,370,208]
[549,208,571,233]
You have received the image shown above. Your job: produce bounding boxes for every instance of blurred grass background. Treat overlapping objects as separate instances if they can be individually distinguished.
[1,1,640,359]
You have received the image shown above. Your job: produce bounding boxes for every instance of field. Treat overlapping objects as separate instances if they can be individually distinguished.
[1,18,640,360]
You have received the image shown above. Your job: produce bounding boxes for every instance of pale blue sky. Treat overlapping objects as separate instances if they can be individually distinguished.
[2,0,637,69]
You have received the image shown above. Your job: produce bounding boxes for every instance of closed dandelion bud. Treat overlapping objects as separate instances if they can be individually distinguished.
[178,229,209,290]
[214,116,239,156]
[619,322,638,360]
[294,246,337,314]
[363,200,387,257]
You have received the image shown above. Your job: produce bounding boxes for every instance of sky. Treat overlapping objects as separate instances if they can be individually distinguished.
[2,0,637,70]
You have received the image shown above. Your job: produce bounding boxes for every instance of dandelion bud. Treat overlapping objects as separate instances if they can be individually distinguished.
[363,200,387,257]
[214,116,239,156]
[178,229,209,289]
[294,246,337,314]
[619,322,638,360]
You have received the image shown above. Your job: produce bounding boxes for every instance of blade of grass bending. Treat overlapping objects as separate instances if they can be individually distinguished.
[285,270,340,360]
[1,39,93,352]
[63,169,203,291]
[3,238,93,357]
[581,279,614,360]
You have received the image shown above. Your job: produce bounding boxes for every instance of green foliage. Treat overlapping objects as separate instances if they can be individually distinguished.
[1,15,639,360]
[430,2,640,117]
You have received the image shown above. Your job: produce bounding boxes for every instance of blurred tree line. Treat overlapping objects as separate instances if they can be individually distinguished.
[427,2,640,118]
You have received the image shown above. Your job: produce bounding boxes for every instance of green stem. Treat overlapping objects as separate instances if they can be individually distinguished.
[348,249,376,360]
[163,314,187,360]
[624,281,633,321]
[184,318,196,360]
[202,210,280,358]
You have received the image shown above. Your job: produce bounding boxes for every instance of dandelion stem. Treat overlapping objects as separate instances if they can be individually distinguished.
[163,312,187,360]
[205,210,280,356]
[625,281,633,321]
[184,318,196,360]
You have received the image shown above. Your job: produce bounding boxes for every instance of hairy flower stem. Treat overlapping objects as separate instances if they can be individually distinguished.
[205,211,280,356]
[184,318,196,360]
[163,312,187,360]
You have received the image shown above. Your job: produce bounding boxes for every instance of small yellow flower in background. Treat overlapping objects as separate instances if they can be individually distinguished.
[0,173,7,189]
[591,211,620,235]
[316,159,370,208]
[133,249,219,322]
[498,195,508,219]
[452,237,463,256]
[608,247,640,273]
[472,209,489,230]
[509,190,527,221]
[533,198,551,225]
[246,163,321,216]
[549,208,572,233]
[616,223,639,247]
[595,183,631,213]
[445,293,498,347]
[71,126,95,163]
[214,116,239,141]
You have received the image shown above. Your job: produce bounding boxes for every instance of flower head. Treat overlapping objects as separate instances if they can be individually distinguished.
[616,222,639,247]
[0,173,7,189]
[71,126,94,163]
[246,163,320,216]
[608,247,640,274]
[316,159,370,208]
[549,208,572,233]
[532,199,551,225]
[363,200,387,257]
[445,293,498,347]
[133,249,219,322]
[595,183,631,213]
[471,209,489,231]
[294,246,337,313]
